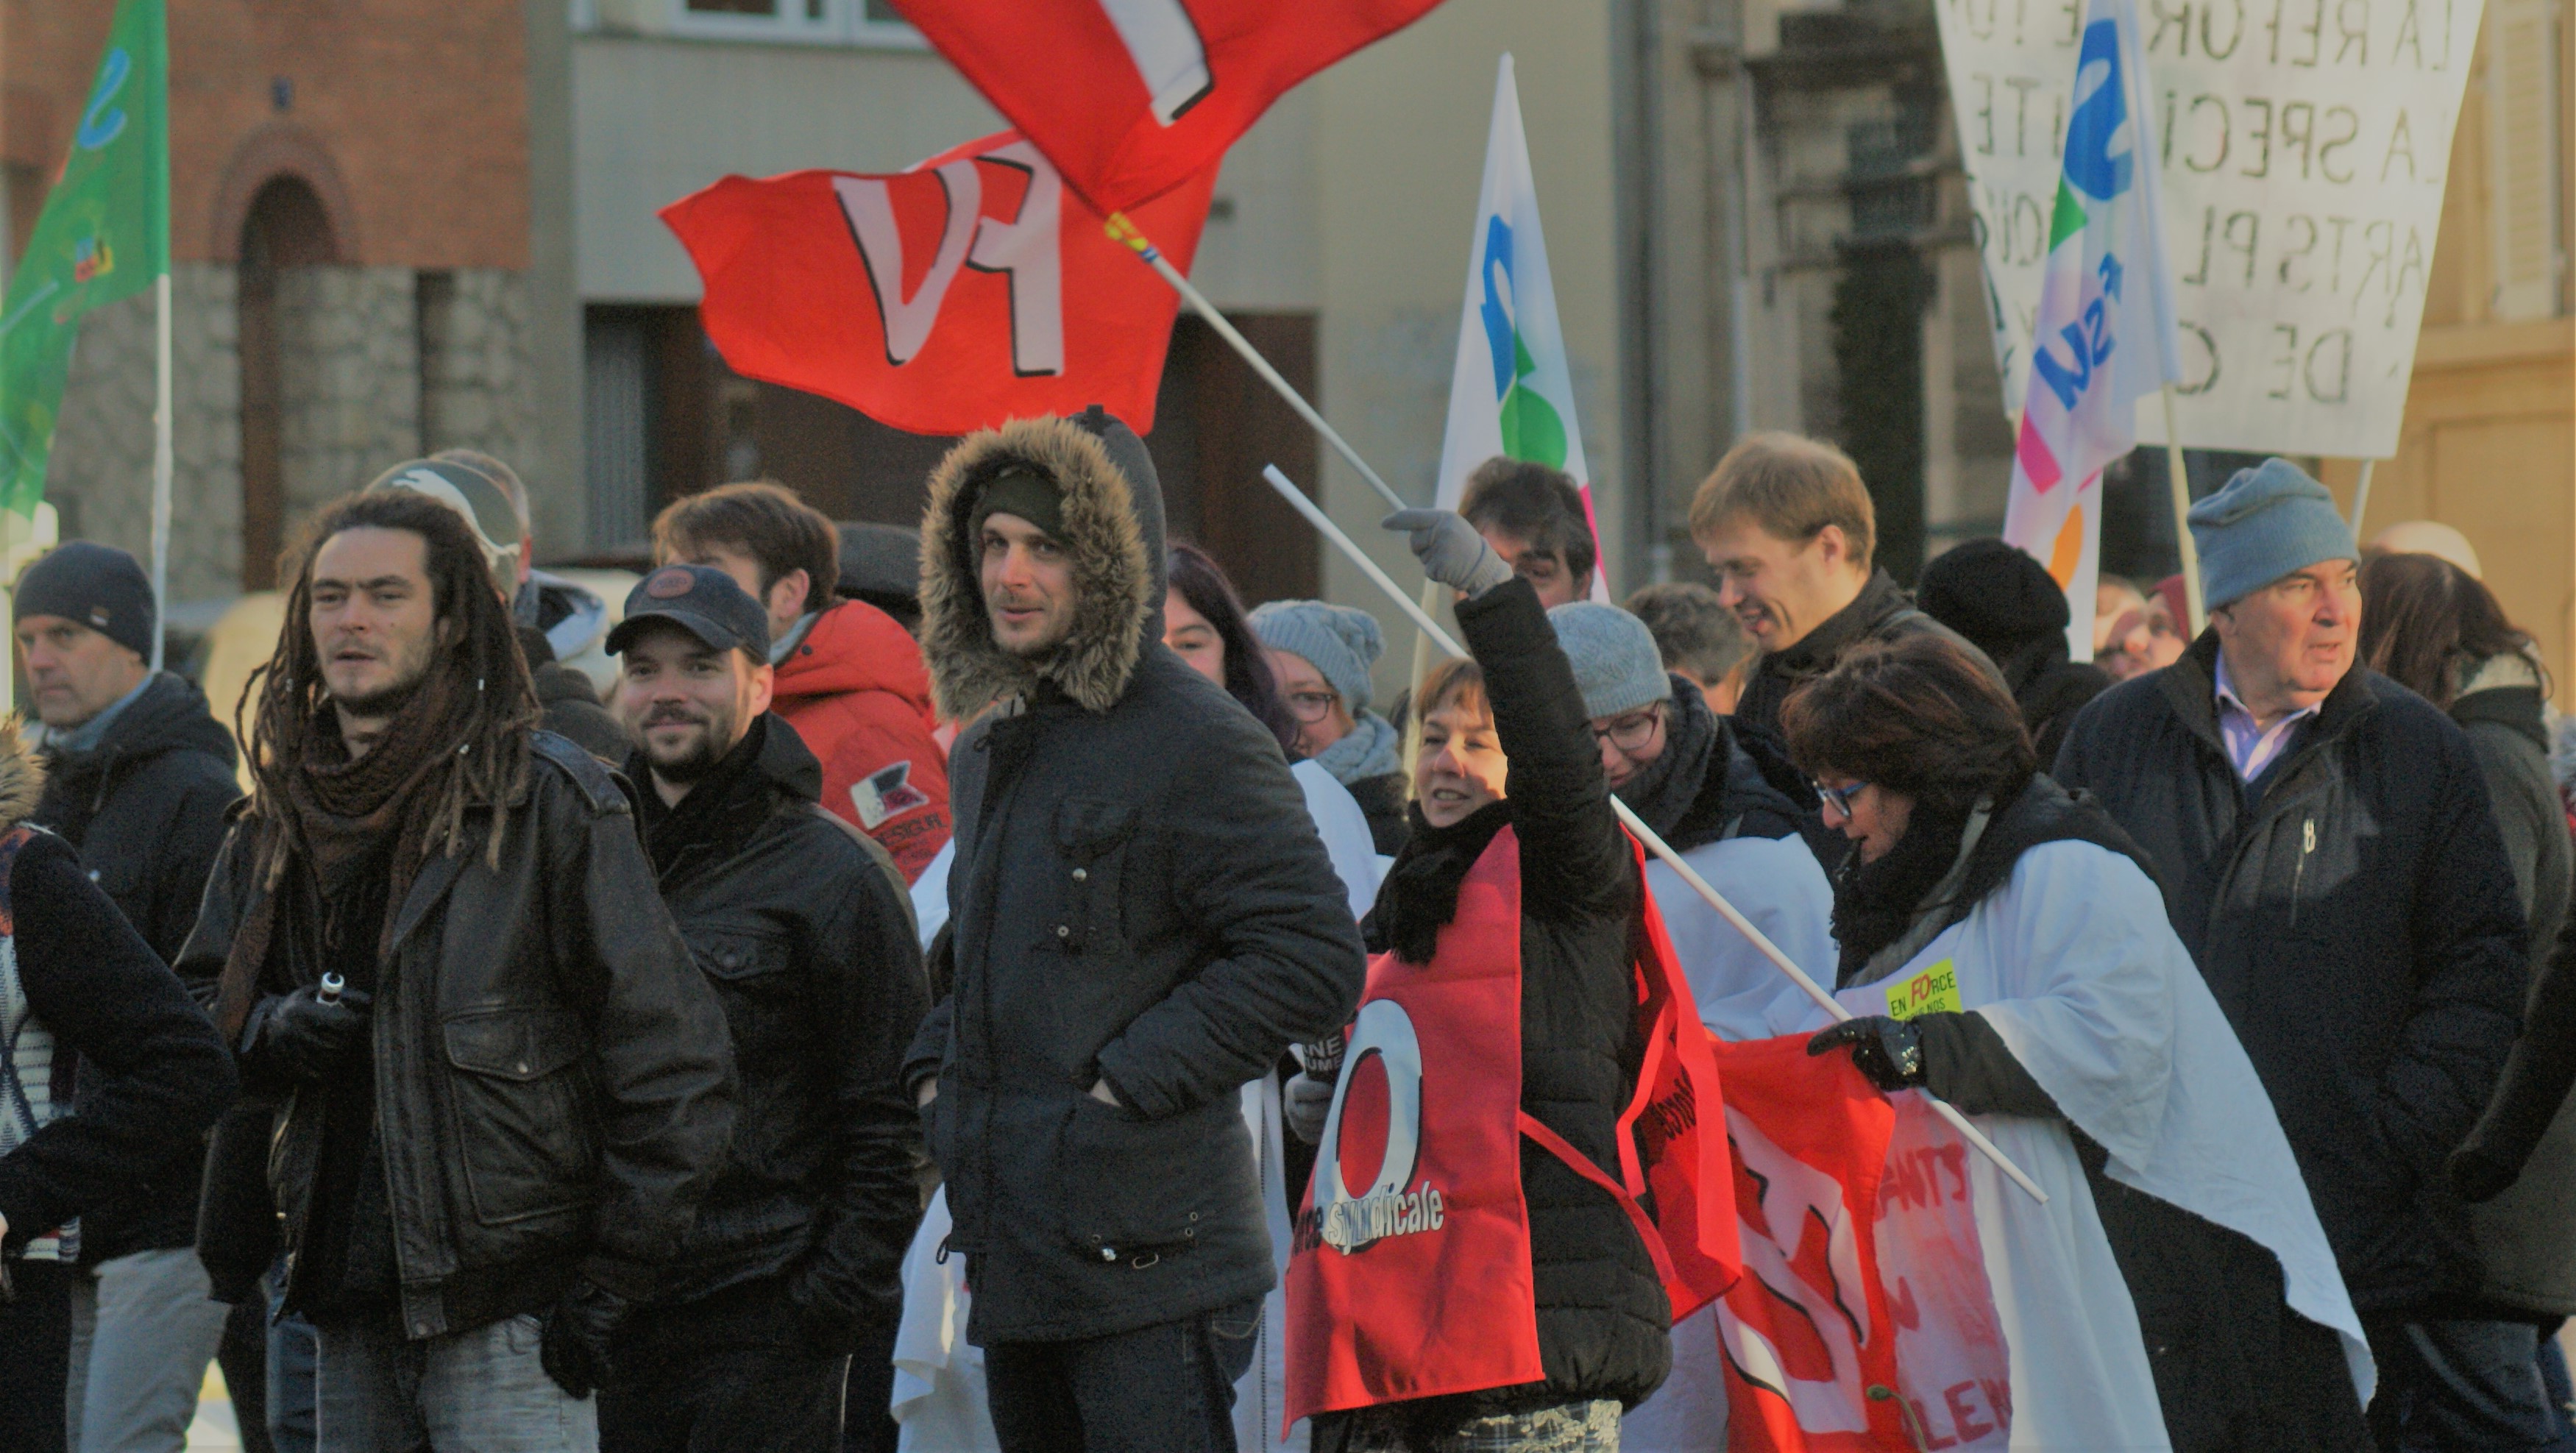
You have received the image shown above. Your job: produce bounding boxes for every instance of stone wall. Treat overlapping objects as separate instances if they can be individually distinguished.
[49,265,244,603]
[44,263,541,606]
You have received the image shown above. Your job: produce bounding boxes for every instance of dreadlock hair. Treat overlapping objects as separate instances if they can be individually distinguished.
[241,489,540,880]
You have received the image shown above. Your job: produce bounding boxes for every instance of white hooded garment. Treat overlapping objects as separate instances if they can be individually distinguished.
[1799,837,2374,1449]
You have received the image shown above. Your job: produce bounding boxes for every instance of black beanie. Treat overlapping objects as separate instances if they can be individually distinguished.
[1916,537,2069,653]
[14,541,155,661]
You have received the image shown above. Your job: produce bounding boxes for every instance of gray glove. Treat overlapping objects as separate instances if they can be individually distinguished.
[1385,509,1514,598]
[1284,1072,1334,1145]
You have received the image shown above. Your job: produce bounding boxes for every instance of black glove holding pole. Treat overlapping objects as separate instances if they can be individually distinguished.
[1808,1015,1927,1092]
[240,982,372,1084]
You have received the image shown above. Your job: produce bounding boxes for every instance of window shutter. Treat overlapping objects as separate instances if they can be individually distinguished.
[2487,0,2565,319]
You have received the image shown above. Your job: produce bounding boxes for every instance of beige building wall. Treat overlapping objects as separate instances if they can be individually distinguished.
[1315,0,1623,704]
[2333,0,2576,703]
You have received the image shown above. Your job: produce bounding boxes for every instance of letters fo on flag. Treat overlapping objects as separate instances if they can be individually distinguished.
[1433,54,1609,601]
[1708,1040,2015,1453]
[661,132,1216,437]
[0,0,168,520]
[887,0,1446,216]
[1996,0,2181,661]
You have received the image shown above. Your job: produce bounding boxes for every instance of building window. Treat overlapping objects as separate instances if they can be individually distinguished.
[665,0,923,46]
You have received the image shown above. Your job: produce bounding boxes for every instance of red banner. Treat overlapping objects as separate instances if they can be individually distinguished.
[1709,1037,1911,1452]
[660,130,1214,436]
[887,0,1445,216]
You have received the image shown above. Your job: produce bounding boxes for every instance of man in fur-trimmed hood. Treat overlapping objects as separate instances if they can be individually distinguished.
[902,406,1364,1452]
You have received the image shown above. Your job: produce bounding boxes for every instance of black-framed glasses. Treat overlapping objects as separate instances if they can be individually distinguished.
[1589,703,1664,754]
[1285,689,1339,725]
[1813,778,1870,817]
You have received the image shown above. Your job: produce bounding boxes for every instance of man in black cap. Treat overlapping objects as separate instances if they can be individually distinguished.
[11,540,257,1452]
[903,410,1363,1452]
[600,566,928,1453]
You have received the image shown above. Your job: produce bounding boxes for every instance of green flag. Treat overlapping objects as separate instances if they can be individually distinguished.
[0,0,167,519]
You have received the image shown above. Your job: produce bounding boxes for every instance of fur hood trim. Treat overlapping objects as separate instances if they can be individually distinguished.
[920,414,1158,720]
[0,718,45,834]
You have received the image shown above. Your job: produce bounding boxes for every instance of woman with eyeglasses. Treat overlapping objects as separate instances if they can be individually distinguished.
[1782,633,2371,1452]
[1252,600,1411,856]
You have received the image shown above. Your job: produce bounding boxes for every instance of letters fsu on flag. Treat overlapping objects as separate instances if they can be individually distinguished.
[661,131,1215,438]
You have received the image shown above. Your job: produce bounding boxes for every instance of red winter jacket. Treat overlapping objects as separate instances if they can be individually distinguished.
[774,600,952,882]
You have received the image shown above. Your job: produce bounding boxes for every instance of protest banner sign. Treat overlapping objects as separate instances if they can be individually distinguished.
[1939,0,2485,458]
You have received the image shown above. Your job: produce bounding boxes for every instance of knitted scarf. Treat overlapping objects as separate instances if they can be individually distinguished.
[214,669,475,1040]
[1314,711,1401,789]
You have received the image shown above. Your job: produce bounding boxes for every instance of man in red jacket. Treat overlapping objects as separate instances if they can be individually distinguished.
[653,483,952,881]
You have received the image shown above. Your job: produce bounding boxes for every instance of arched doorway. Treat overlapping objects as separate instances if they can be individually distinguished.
[236,177,336,589]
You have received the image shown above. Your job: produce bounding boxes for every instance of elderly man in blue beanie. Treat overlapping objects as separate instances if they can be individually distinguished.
[2058,459,2536,1452]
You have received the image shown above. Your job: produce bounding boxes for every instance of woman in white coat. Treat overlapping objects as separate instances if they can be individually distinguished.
[1784,634,2374,1452]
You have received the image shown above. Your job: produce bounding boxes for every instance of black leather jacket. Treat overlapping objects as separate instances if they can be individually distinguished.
[632,714,929,1335]
[178,733,738,1338]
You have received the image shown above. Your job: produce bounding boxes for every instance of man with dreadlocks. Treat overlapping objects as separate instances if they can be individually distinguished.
[178,489,737,1451]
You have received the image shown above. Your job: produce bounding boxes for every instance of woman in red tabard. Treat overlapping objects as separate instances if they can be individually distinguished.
[1282,505,1686,1453]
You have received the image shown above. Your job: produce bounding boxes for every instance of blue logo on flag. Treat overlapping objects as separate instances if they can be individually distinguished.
[2064,20,2132,202]
[1478,216,1518,402]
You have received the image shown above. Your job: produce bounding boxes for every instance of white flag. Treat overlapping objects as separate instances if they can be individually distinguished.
[1433,54,1608,600]
[1997,0,2182,661]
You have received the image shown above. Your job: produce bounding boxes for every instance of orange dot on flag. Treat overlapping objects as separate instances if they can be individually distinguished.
[2048,505,2084,589]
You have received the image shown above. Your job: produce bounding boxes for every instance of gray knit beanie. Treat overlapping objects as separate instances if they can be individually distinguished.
[2188,458,2357,608]
[1249,600,1384,714]
[14,541,155,660]
[1547,603,1672,720]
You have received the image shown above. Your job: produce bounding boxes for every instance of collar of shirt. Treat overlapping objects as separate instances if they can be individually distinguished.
[2213,651,2321,782]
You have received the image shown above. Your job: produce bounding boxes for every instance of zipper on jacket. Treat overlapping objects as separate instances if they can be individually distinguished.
[2291,816,2315,927]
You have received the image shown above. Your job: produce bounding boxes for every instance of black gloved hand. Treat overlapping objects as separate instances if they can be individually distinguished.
[1808,1015,1927,1093]
[539,1277,628,1400]
[2448,1145,2519,1204]
[244,984,372,1084]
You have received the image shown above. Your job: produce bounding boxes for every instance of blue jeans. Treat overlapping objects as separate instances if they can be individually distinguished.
[65,1248,233,1453]
[982,1299,1263,1453]
[313,1312,596,1453]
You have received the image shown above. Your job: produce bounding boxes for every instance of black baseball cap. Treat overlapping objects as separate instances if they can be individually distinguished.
[607,565,772,659]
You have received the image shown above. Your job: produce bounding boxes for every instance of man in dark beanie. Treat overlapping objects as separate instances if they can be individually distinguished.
[12,540,258,1452]
[1917,537,2111,764]
[904,407,1363,1452]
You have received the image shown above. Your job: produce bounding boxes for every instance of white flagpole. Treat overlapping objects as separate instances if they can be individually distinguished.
[2160,387,2204,635]
[1260,465,2051,1205]
[149,269,171,672]
[1108,216,1408,516]
[2348,459,2377,535]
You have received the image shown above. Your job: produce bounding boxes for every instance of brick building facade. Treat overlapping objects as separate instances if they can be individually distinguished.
[1,0,574,600]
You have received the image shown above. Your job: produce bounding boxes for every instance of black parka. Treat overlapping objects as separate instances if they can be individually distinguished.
[179,732,738,1337]
[2054,633,2527,1314]
[32,671,241,1264]
[633,714,929,1334]
[901,408,1366,1344]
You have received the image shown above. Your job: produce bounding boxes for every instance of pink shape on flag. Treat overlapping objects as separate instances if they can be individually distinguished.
[2015,416,2064,494]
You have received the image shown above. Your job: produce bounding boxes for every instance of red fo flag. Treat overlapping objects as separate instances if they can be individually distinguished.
[1709,1037,1912,1452]
[659,130,1215,436]
[886,0,1447,215]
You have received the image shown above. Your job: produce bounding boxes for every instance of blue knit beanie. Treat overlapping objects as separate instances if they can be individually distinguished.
[2188,458,2357,608]
[1547,603,1672,720]
[1249,600,1383,714]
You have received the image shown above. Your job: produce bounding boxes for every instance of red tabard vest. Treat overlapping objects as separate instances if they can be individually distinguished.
[1282,825,1739,1429]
